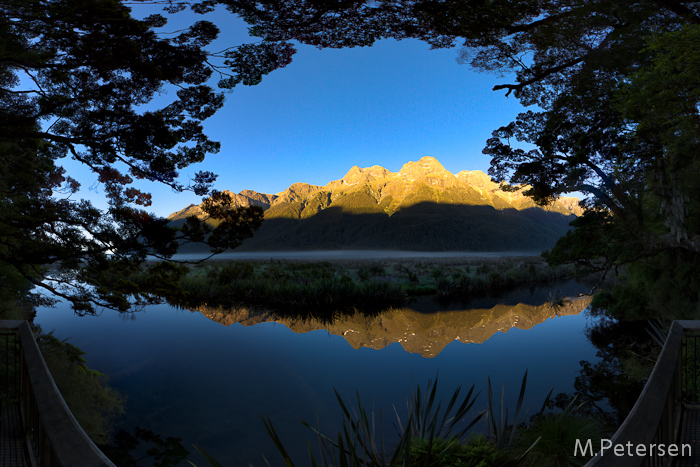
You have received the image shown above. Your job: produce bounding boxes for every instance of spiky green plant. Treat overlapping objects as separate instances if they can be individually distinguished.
[257,377,484,467]
[486,370,552,449]
[189,442,225,467]
[646,318,667,348]
[398,376,484,441]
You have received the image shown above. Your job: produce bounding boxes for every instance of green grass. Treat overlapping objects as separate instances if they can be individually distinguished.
[177,258,584,317]
[179,262,407,318]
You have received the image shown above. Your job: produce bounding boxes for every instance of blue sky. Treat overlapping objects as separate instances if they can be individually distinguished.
[69,7,528,218]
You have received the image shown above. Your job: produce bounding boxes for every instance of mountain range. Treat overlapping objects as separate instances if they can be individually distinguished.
[168,157,583,252]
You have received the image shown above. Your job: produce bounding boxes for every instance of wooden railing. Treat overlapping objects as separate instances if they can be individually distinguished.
[3,318,698,466]
[584,320,700,467]
[0,320,116,467]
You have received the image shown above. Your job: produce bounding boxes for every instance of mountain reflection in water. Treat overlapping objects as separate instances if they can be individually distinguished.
[35,280,598,466]
[194,296,592,358]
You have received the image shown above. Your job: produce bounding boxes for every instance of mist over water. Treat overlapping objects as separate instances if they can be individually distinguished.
[164,250,542,262]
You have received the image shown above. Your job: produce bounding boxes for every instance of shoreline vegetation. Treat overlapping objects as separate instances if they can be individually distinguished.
[177,255,590,318]
[192,371,607,467]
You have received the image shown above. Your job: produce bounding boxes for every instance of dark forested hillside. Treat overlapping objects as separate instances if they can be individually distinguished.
[234,204,573,252]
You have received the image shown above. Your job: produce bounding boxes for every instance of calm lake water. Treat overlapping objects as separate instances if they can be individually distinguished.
[35,279,600,466]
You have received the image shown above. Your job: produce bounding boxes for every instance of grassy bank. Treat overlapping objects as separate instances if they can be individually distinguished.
[177,256,583,316]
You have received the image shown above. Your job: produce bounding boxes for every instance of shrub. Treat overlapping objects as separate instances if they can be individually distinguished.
[409,434,509,467]
[436,277,458,297]
[514,403,604,467]
[207,262,255,284]
[430,267,445,281]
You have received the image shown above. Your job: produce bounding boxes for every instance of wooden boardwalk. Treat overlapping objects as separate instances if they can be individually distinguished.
[677,408,700,467]
[0,401,28,467]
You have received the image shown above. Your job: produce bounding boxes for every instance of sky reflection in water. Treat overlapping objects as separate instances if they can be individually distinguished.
[35,280,599,466]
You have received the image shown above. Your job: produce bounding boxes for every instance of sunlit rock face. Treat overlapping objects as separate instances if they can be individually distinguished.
[194,296,592,358]
[168,156,584,224]
[167,190,277,222]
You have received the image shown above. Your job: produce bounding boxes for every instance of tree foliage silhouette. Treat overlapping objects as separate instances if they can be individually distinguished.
[1,0,262,314]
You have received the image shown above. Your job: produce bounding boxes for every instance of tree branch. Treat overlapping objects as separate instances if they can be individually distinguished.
[575,183,624,217]
[652,0,700,24]
[493,56,585,96]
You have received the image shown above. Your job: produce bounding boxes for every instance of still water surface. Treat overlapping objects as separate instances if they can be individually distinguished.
[35,279,599,466]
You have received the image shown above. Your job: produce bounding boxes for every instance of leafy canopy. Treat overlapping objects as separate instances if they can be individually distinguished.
[1,0,262,314]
